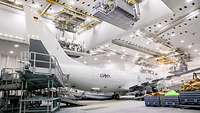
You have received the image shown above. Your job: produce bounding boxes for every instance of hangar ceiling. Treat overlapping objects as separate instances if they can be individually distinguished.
[1,0,200,76]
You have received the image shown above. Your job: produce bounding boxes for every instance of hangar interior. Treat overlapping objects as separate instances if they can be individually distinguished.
[0,0,200,113]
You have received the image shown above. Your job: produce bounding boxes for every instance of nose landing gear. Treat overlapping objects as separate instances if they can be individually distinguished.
[112,93,120,100]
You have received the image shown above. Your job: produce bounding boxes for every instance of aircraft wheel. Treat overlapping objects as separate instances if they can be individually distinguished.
[115,94,120,100]
[112,94,120,100]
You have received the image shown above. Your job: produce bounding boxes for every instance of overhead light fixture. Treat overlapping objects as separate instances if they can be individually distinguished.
[120,55,125,59]
[83,61,87,64]
[129,33,134,38]
[14,44,19,48]
[135,54,140,58]
[188,45,192,49]
[186,0,193,3]
[122,49,126,52]
[15,0,22,5]
[146,41,150,45]
[100,46,104,49]
[33,4,40,9]
[157,23,162,28]
[94,57,98,61]
[106,54,110,57]
[110,52,116,55]
[69,0,75,5]
[194,49,198,52]
[9,50,14,54]
[171,33,176,37]
[180,40,185,43]
[145,55,151,58]
[4,33,8,37]
[124,52,128,55]
[135,30,141,36]
[8,35,13,38]
[113,49,117,52]
[86,17,92,22]
[105,44,109,48]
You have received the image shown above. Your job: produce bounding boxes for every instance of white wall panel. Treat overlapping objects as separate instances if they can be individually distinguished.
[0,54,19,71]
[0,6,26,39]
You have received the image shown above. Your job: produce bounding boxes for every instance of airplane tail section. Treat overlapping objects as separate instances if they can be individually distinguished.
[24,6,82,66]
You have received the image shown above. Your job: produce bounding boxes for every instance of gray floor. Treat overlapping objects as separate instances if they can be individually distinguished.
[58,100,200,113]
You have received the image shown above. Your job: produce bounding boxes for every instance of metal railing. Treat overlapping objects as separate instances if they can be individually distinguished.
[0,68,19,80]
[20,52,65,86]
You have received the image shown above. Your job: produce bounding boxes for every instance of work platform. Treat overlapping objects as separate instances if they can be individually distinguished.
[0,51,67,113]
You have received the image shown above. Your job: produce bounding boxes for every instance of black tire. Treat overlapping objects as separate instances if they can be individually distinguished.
[115,94,120,100]
[112,94,120,100]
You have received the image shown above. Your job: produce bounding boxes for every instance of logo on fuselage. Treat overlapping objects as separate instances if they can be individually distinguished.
[99,73,111,78]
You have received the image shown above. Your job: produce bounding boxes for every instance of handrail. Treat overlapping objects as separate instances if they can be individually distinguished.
[20,51,65,86]
[52,56,65,86]
[0,68,20,80]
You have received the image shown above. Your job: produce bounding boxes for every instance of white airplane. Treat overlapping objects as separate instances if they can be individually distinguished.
[24,6,143,99]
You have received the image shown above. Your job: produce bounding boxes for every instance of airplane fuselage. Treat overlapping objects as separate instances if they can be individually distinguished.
[61,64,133,92]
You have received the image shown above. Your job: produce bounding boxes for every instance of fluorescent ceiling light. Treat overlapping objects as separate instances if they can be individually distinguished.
[86,17,92,22]
[94,57,98,61]
[120,55,125,59]
[14,44,19,48]
[9,50,14,54]
[105,44,109,48]
[4,34,8,37]
[171,33,176,37]
[106,54,110,57]
[186,0,193,3]
[188,45,192,49]
[15,0,22,5]
[146,41,150,45]
[194,49,198,52]
[180,40,185,43]
[69,0,75,5]
[157,24,162,28]
[130,34,134,38]
[110,52,116,55]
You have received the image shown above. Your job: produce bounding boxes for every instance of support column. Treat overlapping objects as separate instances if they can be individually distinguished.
[19,82,23,113]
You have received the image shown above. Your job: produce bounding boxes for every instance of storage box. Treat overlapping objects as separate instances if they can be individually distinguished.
[179,91,200,105]
[144,96,161,107]
[162,96,179,107]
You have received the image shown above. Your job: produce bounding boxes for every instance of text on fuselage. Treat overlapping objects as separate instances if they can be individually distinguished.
[99,73,111,78]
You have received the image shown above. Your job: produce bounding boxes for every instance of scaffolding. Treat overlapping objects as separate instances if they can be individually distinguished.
[0,52,65,113]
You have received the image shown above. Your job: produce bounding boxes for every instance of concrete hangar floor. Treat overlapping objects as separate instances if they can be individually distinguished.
[58,100,199,113]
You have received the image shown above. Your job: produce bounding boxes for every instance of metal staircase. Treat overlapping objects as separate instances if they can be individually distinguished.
[15,52,66,113]
[0,68,21,113]
[18,52,65,89]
